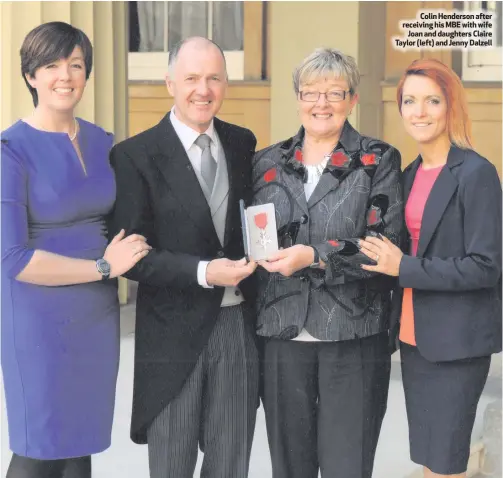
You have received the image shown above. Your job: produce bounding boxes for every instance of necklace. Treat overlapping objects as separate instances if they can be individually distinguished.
[31,114,78,141]
[68,118,78,141]
[300,144,335,184]
[304,155,330,184]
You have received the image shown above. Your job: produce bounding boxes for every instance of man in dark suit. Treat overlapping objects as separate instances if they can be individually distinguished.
[107,37,259,478]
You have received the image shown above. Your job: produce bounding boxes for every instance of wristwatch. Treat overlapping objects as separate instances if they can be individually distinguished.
[96,258,111,280]
[308,246,320,268]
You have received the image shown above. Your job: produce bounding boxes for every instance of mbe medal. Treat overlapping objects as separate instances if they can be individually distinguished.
[241,203,278,261]
[254,212,272,253]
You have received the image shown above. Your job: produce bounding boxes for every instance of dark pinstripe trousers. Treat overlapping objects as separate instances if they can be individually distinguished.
[146,304,259,478]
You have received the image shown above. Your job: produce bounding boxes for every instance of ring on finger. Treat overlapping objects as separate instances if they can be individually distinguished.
[376,254,380,263]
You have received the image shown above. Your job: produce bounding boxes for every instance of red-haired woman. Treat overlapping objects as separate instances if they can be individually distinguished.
[359,59,502,478]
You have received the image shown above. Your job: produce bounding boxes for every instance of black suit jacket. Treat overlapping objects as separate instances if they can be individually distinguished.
[107,113,257,444]
[397,145,502,362]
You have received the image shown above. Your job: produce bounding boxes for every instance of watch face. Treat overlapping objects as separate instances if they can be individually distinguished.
[97,258,111,275]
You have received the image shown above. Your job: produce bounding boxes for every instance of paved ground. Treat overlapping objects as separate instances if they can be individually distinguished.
[1,303,500,477]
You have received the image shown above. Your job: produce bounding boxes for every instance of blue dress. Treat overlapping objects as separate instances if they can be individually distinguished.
[1,119,120,459]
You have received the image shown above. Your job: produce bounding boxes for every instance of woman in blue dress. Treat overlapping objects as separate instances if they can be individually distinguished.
[1,22,151,477]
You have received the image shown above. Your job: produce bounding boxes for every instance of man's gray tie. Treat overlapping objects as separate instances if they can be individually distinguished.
[195,134,217,193]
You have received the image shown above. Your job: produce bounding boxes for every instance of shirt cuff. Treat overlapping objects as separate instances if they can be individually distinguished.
[197,261,213,288]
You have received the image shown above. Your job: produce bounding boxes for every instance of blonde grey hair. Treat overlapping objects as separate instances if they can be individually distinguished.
[292,47,360,96]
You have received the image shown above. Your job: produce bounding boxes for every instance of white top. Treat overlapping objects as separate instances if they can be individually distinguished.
[169,108,243,307]
[303,156,330,202]
[294,156,331,342]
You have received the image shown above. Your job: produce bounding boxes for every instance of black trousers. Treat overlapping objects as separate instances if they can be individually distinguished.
[6,454,91,478]
[146,305,259,478]
[262,332,391,478]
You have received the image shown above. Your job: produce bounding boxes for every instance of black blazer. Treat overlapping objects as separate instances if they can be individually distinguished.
[106,113,257,444]
[398,145,502,362]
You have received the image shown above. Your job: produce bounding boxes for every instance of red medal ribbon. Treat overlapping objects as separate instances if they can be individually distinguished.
[254,212,268,230]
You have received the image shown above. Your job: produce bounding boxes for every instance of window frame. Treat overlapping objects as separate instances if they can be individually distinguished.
[461,1,502,81]
[128,1,252,81]
[128,51,245,81]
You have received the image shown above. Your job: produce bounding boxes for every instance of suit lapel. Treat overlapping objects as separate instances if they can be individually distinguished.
[403,157,421,205]
[416,146,463,257]
[280,165,309,215]
[152,113,220,246]
[276,132,309,215]
[215,119,240,246]
[306,173,340,210]
[401,159,420,254]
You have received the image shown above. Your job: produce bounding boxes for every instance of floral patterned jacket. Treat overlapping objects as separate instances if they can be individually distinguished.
[251,121,404,341]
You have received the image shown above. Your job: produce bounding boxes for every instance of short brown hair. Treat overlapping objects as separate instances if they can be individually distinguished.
[396,59,473,150]
[20,22,93,107]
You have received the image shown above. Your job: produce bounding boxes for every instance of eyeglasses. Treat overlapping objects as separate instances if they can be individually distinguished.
[299,90,350,103]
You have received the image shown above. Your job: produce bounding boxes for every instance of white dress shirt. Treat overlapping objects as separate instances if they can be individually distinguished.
[169,108,243,307]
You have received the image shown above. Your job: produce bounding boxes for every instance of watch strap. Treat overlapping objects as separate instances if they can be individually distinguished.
[309,246,320,268]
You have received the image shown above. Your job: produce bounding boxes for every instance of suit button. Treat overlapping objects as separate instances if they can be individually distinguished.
[217,250,225,258]
[300,214,309,224]
[235,290,241,296]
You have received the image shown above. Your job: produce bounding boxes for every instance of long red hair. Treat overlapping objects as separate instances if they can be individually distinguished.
[396,59,473,150]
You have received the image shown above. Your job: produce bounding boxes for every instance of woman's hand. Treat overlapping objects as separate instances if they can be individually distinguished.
[359,235,403,277]
[104,229,152,278]
[258,244,315,277]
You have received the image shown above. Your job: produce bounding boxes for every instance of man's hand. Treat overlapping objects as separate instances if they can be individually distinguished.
[206,257,257,287]
[259,244,319,277]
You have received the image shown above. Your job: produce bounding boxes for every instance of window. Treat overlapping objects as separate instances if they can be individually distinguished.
[462,1,502,81]
[128,1,244,81]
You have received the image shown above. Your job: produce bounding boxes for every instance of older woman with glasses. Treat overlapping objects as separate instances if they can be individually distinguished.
[251,47,404,478]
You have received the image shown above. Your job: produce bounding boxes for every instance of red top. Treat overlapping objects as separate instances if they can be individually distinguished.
[400,164,444,345]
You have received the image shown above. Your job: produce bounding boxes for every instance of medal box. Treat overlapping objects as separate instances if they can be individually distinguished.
[240,200,279,261]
